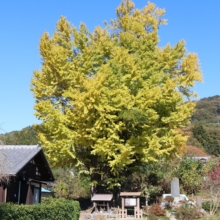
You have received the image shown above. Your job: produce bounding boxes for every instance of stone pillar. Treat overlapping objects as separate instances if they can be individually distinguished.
[137,197,140,218]
[107,202,109,212]
[171,178,180,197]
[196,196,202,208]
[121,197,125,218]
[94,202,98,212]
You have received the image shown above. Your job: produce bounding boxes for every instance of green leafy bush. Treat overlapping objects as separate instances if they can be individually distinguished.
[173,156,204,194]
[202,201,212,212]
[202,200,218,215]
[0,198,80,220]
[174,202,203,220]
[52,168,90,199]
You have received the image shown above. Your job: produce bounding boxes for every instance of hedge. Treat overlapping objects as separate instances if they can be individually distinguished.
[0,198,80,220]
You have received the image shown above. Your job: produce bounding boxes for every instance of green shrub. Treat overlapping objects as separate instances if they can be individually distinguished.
[0,198,80,220]
[174,202,203,220]
[202,201,214,212]
[158,216,170,220]
[147,213,159,220]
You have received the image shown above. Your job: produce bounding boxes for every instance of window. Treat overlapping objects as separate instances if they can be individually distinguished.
[36,167,41,176]
[30,159,35,164]
[34,187,40,204]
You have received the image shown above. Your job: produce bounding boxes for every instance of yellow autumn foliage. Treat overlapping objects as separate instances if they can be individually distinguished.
[31,0,202,187]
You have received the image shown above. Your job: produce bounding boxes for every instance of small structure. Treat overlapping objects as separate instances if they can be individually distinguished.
[120,192,142,219]
[192,156,211,163]
[91,194,113,212]
[0,145,55,204]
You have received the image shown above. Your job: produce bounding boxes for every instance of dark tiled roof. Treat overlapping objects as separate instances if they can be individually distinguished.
[0,145,41,175]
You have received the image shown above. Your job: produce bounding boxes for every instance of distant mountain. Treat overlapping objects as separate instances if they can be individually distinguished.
[192,95,220,124]
[0,126,38,145]
[186,95,220,156]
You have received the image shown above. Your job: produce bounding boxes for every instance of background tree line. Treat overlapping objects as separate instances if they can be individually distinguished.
[0,126,38,145]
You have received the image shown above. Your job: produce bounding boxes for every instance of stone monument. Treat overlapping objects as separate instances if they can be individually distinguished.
[171,178,180,197]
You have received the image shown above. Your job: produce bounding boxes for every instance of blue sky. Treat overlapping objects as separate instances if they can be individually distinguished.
[0,0,220,133]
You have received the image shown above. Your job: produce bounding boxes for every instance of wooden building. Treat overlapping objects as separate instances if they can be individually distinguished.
[120,192,142,219]
[0,145,55,204]
[91,194,113,212]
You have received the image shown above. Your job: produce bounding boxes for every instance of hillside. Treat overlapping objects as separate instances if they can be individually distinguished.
[186,95,220,156]
[192,95,220,124]
[0,126,38,145]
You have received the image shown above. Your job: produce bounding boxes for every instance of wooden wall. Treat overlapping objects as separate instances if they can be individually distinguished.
[0,186,6,203]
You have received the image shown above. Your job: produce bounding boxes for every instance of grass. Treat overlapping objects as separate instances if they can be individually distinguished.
[158,216,170,220]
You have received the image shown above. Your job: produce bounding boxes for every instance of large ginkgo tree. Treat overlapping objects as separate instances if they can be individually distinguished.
[31,0,202,189]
